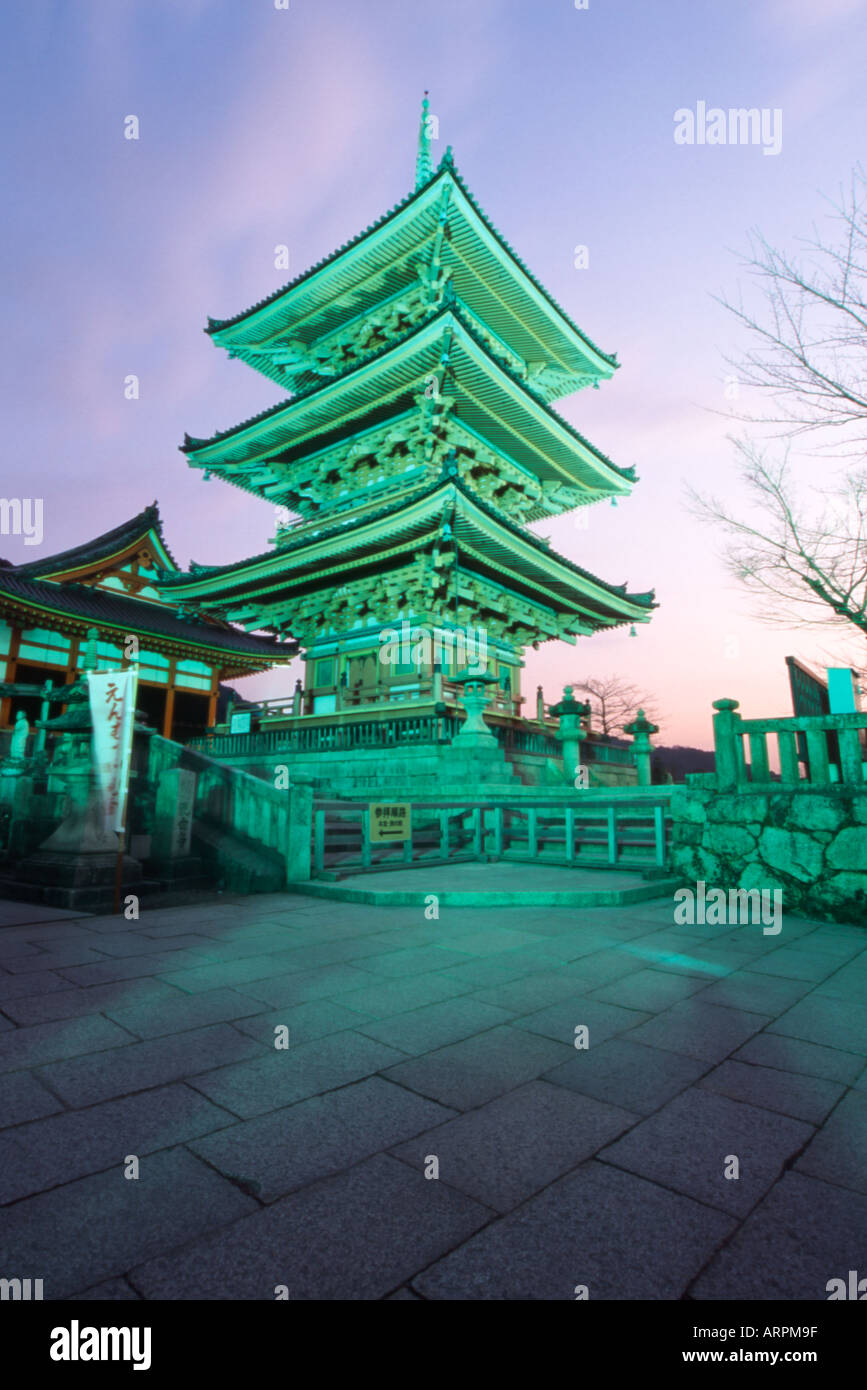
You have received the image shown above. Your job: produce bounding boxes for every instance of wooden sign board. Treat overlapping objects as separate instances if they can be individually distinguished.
[370,803,410,842]
[230,710,252,734]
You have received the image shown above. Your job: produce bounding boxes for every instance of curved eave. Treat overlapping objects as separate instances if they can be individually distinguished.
[183,310,634,499]
[205,164,617,388]
[0,586,294,671]
[159,479,654,627]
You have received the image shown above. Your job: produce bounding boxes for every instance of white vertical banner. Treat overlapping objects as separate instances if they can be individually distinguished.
[88,667,139,835]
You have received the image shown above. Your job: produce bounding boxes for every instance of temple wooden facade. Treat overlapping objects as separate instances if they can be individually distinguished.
[0,505,292,740]
[161,102,655,733]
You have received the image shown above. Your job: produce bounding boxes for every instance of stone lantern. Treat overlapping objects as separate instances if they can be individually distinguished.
[550,686,591,785]
[451,668,499,748]
[624,708,659,787]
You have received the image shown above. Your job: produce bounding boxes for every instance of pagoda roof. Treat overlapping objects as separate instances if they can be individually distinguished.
[159,471,654,636]
[182,306,635,501]
[0,568,294,671]
[205,156,617,395]
[11,503,178,581]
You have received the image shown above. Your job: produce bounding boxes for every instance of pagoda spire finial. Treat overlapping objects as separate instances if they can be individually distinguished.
[415,91,433,189]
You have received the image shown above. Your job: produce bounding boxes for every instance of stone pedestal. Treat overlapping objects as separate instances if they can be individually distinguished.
[12,791,142,910]
[151,767,197,862]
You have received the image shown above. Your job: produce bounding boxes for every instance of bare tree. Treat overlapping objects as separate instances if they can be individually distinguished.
[691,166,867,653]
[690,441,867,638]
[575,675,661,737]
[716,165,867,451]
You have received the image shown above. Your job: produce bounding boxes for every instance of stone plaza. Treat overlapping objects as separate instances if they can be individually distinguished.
[0,877,864,1301]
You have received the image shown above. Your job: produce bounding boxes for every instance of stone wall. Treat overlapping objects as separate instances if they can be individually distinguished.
[671,781,867,924]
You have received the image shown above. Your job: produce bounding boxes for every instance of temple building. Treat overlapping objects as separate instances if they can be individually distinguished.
[159,102,654,792]
[0,504,291,742]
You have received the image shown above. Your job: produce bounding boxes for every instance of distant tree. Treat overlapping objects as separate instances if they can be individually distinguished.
[691,166,867,650]
[575,675,661,737]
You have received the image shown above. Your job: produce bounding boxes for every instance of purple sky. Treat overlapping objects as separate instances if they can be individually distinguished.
[2,0,866,745]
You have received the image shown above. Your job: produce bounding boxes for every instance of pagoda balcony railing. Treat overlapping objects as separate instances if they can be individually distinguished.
[189,711,637,769]
[191,712,463,759]
[712,700,867,789]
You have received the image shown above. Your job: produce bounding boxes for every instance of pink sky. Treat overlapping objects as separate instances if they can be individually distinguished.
[2,0,866,748]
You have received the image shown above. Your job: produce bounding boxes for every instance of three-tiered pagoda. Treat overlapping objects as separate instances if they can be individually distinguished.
[162,101,655,789]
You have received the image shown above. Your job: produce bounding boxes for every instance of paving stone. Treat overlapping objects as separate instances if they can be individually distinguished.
[413,1159,735,1300]
[0,978,184,1027]
[391,1080,636,1213]
[37,1024,266,1108]
[768,994,867,1056]
[542,1037,709,1114]
[235,963,379,1008]
[187,1031,406,1118]
[335,972,469,1019]
[746,946,851,982]
[354,946,475,977]
[190,1076,455,1201]
[698,1059,845,1124]
[794,1090,867,1194]
[383,1025,572,1110]
[0,1070,63,1128]
[511,995,651,1049]
[693,970,814,1016]
[3,945,113,973]
[353,997,513,1055]
[129,1153,491,1300]
[587,967,708,1012]
[0,1147,257,1300]
[0,940,39,960]
[0,1014,134,1074]
[0,1083,236,1202]
[691,1172,867,1300]
[385,1286,423,1300]
[733,1032,865,1084]
[155,953,322,995]
[104,987,264,1039]
[626,999,771,1063]
[471,971,597,1016]
[433,927,546,955]
[57,950,209,988]
[0,973,87,1006]
[437,953,563,990]
[813,963,867,1002]
[599,1087,813,1217]
[67,1278,142,1300]
[231,998,372,1047]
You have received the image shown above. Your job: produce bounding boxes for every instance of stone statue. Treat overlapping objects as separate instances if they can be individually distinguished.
[10,711,29,760]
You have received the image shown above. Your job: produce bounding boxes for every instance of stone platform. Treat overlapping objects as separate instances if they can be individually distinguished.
[297,862,678,907]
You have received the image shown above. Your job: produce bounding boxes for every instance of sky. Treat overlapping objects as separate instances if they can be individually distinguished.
[1,0,866,747]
